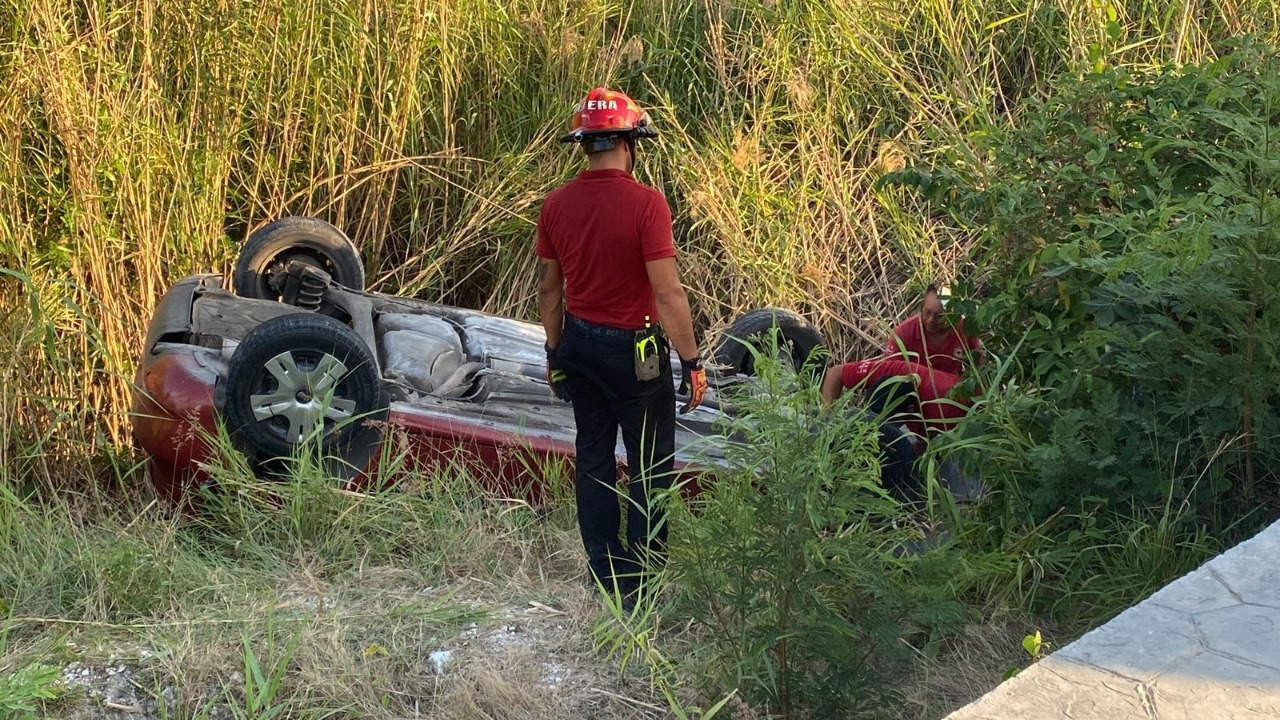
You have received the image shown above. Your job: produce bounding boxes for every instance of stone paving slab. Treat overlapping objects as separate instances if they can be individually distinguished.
[947,520,1280,719]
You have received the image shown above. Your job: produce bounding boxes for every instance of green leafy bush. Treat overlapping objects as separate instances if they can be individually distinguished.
[667,351,968,718]
[898,41,1280,528]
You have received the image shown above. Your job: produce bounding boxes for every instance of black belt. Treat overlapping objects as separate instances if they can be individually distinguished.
[564,312,641,340]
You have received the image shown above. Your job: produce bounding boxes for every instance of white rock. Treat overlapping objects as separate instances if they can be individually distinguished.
[541,662,570,690]
[428,650,454,675]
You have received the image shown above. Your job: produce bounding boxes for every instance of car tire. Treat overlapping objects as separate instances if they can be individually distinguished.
[713,308,826,376]
[223,313,387,478]
[233,216,365,300]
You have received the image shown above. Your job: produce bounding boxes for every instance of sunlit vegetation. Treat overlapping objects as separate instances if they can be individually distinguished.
[2,0,1278,717]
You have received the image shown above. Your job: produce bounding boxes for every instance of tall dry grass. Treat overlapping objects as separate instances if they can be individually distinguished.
[0,0,1276,484]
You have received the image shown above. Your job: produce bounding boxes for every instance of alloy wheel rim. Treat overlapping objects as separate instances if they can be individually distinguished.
[249,349,356,443]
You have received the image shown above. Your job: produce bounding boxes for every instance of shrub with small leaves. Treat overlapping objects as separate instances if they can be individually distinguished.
[667,344,967,718]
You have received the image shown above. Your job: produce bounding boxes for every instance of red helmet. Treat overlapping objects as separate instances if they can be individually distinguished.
[560,87,658,151]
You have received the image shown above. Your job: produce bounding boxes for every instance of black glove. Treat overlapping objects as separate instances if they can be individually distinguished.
[545,344,572,403]
[678,355,707,414]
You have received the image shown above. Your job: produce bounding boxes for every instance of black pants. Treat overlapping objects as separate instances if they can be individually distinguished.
[557,317,676,592]
[865,375,920,423]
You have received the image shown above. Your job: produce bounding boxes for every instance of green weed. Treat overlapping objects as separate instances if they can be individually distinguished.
[224,622,305,720]
[0,662,61,720]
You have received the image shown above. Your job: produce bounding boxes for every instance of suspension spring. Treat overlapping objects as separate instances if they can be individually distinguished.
[295,271,326,311]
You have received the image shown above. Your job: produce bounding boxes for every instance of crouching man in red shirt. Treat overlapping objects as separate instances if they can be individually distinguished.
[884,284,982,376]
[821,284,979,442]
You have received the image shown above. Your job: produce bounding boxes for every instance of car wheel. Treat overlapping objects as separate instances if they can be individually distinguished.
[713,308,826,376]
[223,313,387,478]
[233,216,365,300]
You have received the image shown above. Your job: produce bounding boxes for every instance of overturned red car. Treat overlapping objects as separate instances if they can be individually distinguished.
[130,217,840,504]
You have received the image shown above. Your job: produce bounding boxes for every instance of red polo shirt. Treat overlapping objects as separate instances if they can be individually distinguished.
[885,315,981,376]
[535,169,676,329]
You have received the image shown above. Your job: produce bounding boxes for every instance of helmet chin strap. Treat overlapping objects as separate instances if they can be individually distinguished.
[626,138,636,172]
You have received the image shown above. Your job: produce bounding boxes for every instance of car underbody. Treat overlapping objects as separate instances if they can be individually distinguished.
[133,271,736,502]
[131,216,977,507]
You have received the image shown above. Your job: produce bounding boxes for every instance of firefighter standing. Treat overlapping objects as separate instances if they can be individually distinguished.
[535,88,706,602]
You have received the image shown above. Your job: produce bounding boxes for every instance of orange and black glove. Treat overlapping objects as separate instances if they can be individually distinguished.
[545,344,572,403]
[678,356,707,414]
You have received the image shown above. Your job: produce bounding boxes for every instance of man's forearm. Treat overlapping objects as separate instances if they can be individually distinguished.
[821,365,845,405]
[539,289,564,348]
[654,290,698,361]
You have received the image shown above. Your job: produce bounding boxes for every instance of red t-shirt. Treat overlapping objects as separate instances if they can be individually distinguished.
[841,357,969,436]
[535,169,676,329]
[885,315,980,376]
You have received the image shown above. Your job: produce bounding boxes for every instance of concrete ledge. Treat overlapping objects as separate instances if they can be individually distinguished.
[946,520,1280,719]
